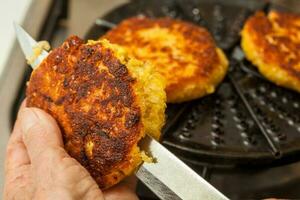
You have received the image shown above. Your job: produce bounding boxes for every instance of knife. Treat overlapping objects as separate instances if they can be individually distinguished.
[14,23,229,200]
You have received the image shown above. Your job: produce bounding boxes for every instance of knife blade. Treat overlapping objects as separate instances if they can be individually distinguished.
[14,22,48,69]
[136,135,228,200]
[14,23,229,200]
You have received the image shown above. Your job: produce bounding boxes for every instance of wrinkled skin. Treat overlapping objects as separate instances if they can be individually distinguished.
[3,101,139,200]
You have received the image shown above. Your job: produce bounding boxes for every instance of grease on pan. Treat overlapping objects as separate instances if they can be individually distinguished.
[241,11,300,93]
[102,17,229,103]
[26,36,166,189]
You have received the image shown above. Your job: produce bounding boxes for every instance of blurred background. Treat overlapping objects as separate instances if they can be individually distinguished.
[0,0,300,199]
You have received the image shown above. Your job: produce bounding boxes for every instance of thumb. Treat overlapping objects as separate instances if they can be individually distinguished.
[19,107,64,163]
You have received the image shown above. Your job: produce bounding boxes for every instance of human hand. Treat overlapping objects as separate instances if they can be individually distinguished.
[4,101,139,200]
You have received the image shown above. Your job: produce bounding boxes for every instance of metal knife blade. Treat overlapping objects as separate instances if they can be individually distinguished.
[137,135,228,200]
[14,22,48,69]
[14,24,229,200]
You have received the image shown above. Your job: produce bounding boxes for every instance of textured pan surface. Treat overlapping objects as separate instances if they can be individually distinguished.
[22,0,300,167]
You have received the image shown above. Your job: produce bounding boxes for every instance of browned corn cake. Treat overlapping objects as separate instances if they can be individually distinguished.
[102,17,228,103]
[241,11,300,92]
[26,36,166,189]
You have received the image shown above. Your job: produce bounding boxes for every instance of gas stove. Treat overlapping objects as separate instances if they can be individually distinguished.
[1,0,300,199]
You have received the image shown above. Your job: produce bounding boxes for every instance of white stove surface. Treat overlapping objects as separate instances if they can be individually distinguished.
[0,0,32,78]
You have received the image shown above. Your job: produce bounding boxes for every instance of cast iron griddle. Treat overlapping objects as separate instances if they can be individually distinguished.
[85,0,300,168]
[12,0,300,168]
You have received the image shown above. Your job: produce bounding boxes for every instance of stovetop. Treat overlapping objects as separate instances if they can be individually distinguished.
[2,0,300,199]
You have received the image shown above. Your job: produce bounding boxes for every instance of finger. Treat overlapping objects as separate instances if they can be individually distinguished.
[19,107,64,164]
[103,175,139,200]
[8,99,27,142]
[5,100,30,174]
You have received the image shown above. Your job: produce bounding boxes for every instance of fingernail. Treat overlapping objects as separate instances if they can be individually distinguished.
[20,108,39,134]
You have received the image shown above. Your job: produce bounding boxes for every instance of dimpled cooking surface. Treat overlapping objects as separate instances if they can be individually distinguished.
[23,0,300,168]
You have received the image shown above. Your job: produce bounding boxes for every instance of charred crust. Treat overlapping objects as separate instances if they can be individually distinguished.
[61,35,84,50]
[55,96,67,105]
[80,150,89,164]
[63,78,69,88]
[26,35,143,188]
[103,50,129,78]
[54,54,62,64]
[41,93,54,103]
[125,111,140,128]
[96,130,110,138]
[81,46,95,58]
